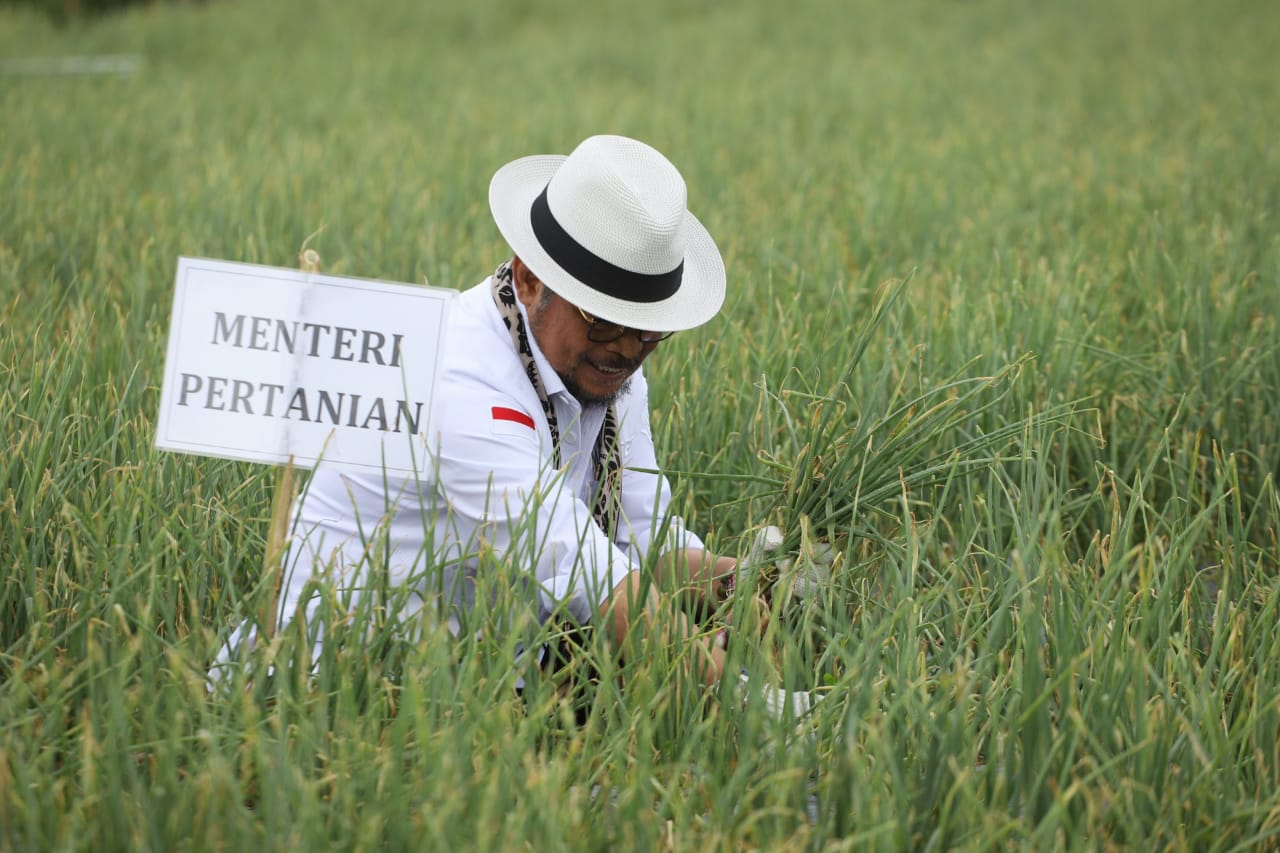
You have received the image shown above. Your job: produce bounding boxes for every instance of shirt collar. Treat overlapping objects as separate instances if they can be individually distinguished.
[512,288,575,406]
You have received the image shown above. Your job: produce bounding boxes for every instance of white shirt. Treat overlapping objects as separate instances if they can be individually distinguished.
[271,277,702,638]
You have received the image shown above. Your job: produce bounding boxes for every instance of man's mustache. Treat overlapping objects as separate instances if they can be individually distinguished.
[586,356,641,371]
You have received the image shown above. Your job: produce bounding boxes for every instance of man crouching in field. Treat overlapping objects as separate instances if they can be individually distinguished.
[218,134,812,717]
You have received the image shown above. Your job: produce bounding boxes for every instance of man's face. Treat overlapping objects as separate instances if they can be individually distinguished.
[513,260,659,406]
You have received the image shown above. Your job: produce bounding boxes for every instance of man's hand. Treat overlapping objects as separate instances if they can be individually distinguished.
[600,570,726,687]
[652,547,771,639]
[653,547,736,605]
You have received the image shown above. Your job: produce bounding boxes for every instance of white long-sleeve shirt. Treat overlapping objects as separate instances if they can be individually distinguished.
[268,277,702,640]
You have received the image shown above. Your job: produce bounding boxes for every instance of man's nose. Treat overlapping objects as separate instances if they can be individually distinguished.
[607,330,646,360]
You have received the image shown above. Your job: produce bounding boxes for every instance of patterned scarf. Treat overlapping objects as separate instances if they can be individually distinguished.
[491,261,622,538]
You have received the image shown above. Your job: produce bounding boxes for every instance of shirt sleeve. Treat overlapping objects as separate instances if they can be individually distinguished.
[432,388,638,625]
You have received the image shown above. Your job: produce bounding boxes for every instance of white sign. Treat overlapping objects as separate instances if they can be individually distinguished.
[156,257,455,475]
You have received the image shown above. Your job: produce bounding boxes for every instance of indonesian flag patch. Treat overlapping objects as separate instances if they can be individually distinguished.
[491,405,537,437]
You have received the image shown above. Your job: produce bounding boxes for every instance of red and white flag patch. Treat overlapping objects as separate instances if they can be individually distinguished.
[491,406,537,437]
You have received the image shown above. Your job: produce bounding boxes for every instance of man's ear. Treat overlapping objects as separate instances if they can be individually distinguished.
[511,256,544,309]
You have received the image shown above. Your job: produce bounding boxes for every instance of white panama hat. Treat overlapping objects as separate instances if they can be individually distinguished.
[489,134,726,332]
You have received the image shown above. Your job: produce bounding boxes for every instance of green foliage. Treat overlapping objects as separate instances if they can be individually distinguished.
[11,0,191,26]
[3,0,1279,848]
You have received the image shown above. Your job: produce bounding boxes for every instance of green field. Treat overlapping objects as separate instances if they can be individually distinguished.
[3,0,1279,848]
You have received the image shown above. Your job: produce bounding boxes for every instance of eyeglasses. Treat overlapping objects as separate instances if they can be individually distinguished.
[575,306,674,344]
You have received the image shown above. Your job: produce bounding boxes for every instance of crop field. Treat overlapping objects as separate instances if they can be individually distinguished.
[2,0,1279,848]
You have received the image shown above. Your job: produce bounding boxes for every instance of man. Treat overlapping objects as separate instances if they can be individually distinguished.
[239,135,809,711]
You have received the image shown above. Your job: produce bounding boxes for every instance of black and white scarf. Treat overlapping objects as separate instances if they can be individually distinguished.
[491,261,622,538]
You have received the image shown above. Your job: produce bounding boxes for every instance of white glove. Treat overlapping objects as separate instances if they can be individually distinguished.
[781,540,835,601]
[743,524,785,571]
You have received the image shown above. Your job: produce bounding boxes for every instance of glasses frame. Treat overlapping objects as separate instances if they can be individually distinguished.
[574,306,674,344]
